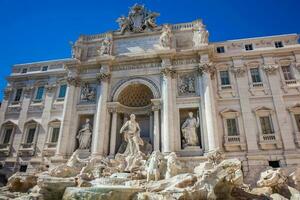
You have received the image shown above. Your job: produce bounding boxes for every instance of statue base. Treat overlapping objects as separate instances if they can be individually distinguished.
[178,146,203,156]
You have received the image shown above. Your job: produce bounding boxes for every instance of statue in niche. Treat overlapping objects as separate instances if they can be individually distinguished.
[80,83,96,102]
[178,75,196,95]
[181,112,200,147]
[159,25,172,49]
[97,37,112,56]
[77,118,92,149]
[193,23,209,46]
[119,114,144,156]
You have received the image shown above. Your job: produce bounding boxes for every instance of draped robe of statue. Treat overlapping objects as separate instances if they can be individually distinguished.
[120,114,144,156]
[77,119,92,149]
[181,112,200,146]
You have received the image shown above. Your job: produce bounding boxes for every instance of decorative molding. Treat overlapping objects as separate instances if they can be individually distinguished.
[262,64,279,75]
[112,62,161,71]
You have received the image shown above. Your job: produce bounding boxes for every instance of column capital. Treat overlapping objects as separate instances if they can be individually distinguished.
[107,102,119,113]
[262,64,279,75]
[161,67,176,78]
[67,76,81,87]
[3,87,13,100]
[96,72,111,82]
[151,99,161,111]
[198,62,215,76]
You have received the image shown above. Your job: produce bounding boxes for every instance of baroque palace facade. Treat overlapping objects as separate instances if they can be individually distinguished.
[0,4,300,180]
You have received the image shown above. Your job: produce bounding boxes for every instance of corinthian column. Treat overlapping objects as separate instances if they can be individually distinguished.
[198,55,219,152]
[151,99,161,151]
[91,71,111,158]
[55,75,80,158]
[161,58,176,153]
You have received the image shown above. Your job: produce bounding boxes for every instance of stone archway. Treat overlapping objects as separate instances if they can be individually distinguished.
[108,78,161,156]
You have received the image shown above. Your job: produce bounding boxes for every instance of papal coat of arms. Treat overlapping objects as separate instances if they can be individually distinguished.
[116,4,160,34]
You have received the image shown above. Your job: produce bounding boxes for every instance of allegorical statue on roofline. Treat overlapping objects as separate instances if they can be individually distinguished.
[116,4,160,34]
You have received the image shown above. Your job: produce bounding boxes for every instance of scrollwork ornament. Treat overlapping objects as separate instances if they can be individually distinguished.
[96,72,111,82]
[263,64,279,75]
[24,86,34,97]
[231,66,246,77]
[45,84,57,92]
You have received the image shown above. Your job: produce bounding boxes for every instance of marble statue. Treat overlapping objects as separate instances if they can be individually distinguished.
[77,118,92,149]
[159,25,172,49]
[116,15,131,34]
[146,151,162,181]
[80,83,96,102]
[181,112,200,146]
[165,152,180,179]
[97,37,112,56]
[116,4,159,34]
[193,23,209,47]
[120,114,144,156]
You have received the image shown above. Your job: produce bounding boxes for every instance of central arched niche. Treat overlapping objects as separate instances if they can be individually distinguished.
[117,84,154,107]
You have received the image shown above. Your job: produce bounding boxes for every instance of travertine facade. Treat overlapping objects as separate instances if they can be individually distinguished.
[0,4,300,184]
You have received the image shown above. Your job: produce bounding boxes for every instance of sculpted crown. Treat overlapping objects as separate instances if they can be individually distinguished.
[116,4,160,34]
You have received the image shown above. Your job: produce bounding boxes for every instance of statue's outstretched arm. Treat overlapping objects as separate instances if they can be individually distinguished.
[120,121,128,134]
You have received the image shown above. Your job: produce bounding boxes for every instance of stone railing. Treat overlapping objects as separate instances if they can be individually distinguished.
[259,132,282,149]
[285,79,299,86]
[79,33,108,42]
[223,135,246,151]
[225,135,241,143]
[251,82,264,88]
[171,22,195,31]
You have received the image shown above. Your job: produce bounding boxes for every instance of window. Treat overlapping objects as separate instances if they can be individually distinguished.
[281,66,293,80]
[35,86,44,101]
[295,114,300,132]
[216,46,225,53]
[58,84,67,99]
[220,70,230,85]
[51,127,60,143]
[14,88,23,102]
[274,41,283,48]
[26,127,36,143]
[245,44,253,51]
[2,128,13,144]
[21,68,27,74]
[250,68,262,83]
[41,66,48,71]
[19,165,27,172]
[226,118,238,136]
[260,116,274,134]
[269,161,280,168]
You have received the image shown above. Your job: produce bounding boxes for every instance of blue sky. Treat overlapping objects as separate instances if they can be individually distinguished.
[0,0,299,101]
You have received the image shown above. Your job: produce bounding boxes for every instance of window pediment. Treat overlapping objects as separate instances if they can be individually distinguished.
[245,61,261,68]
[220,108,239,117]
[253,106,273,115]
